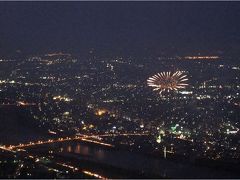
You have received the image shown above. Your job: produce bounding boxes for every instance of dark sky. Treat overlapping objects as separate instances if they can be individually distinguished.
[1,2,240,56]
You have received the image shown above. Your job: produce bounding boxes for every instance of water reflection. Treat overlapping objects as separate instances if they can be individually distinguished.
[53,142,235,179]
[65,143,92,157]
[67,145,72,153]
[61,142,162,175]
[74,144,81,153]
[95,149,104,159]
[81,145,89,155]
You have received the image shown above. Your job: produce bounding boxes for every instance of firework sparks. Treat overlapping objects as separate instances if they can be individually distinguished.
[147,71,188,94]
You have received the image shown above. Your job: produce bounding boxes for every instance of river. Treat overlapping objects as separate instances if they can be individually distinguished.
[46,141,237,178]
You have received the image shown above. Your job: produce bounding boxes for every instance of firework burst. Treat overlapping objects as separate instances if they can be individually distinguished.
[147,71,188,94]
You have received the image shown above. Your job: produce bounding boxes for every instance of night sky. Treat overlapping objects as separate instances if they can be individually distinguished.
[0,2,240,56]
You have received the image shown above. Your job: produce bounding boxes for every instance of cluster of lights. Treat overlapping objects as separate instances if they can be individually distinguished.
[95,109,108,116]
[17,101,36,106]
[184,56,219,60]
[82,170,107,179]
[57,163,107,179]
[53,96,72,102]
[57,163,79,171]
[81,138,114,147]
[0,80,16,84]
[46,52,71,57]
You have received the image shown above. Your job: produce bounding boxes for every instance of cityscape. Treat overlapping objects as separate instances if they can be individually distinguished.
[0,1,240,179]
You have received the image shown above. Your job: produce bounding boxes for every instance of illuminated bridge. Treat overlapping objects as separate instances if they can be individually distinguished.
[0,133,149,151]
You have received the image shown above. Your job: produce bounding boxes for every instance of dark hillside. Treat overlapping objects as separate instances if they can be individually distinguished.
[0,106,49,145]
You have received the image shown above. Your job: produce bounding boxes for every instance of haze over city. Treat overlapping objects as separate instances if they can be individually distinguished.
[0,1,239,179]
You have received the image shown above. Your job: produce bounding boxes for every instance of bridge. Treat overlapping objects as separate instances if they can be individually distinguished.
[0,133,149,151]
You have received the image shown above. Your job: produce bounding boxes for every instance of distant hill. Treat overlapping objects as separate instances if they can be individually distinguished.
[0,106,50,145]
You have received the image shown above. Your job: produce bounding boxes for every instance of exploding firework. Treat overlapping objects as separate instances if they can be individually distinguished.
[147,71,188,94]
